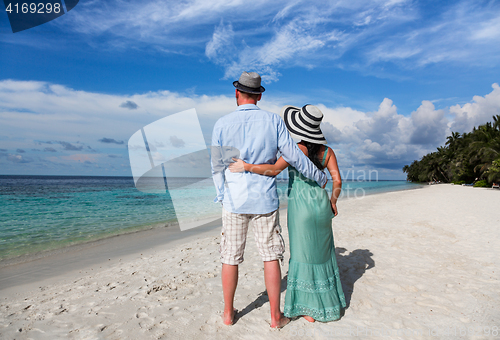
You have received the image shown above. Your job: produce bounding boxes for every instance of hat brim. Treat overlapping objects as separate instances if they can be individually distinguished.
[280,105,327,144]
[233,81,265,94]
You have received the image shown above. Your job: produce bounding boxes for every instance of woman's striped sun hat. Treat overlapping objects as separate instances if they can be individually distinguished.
[281,104,327,144]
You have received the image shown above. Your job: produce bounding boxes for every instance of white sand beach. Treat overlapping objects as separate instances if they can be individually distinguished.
[1,184,499,339]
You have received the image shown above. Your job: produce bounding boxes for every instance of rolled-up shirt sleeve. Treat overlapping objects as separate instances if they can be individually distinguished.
[211,126,225,203]
[276,119,327,187]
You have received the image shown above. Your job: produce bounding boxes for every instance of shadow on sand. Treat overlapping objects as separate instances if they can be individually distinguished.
[234,274,289,324]
[336,248,375,308]
[235,248,374,323]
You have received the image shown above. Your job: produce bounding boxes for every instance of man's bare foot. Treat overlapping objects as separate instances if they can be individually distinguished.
[270,314,290,328]
[303,315,315,323]
[222,308,236,325]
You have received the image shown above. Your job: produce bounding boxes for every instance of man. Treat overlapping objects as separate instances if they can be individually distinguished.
[211,72,327,328]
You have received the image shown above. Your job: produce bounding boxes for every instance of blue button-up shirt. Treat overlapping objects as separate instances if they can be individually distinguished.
[211,104,327,214]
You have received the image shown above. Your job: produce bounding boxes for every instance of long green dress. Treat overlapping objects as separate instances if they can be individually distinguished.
[283,146,346,322]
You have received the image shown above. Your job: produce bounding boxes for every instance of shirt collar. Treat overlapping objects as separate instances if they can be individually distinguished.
[236,104,260,111]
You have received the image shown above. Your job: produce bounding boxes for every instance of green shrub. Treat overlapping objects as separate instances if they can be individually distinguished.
[452,180,466,185]
[473,180,489,187]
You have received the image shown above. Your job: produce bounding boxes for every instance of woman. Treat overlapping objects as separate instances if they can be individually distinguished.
[229,105,346,322]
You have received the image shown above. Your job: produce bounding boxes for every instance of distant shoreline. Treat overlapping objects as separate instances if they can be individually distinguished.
[0,174,410,181]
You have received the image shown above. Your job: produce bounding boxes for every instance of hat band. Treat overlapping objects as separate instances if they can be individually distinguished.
[235,81,263,93]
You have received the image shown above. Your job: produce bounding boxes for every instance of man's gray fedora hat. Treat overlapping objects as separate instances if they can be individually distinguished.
[281,104,327,144]
[233,71,266,94]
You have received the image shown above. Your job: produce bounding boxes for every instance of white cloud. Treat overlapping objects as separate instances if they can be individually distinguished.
[449,83,500,133]
[0,80,236,174]
[355,98,400,141]
[409,101,448,145]
[4,0,489,82]
[471,15,500,41]
[315,89,494,170]
[204,1,500,80]
[205,21,235,61]
[272,1,300,22]
[1,80,500,176]
[317,105,366,130]
[46,0,416,80]
[216,18,335,81]
[367,2,500,68]
[59,0,276,46]
[321,122,342,144]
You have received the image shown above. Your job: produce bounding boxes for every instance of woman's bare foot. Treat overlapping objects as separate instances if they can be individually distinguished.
[303,315,315,323]
[222,308,237,325]
[270,314,290,328]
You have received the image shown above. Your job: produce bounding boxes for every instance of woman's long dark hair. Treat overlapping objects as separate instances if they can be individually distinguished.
[302,141,326,170]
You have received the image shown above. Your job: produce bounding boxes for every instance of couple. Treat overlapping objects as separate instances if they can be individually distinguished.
[211,72,346,328]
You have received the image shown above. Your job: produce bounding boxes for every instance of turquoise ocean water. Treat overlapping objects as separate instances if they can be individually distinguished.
[0,175,423,261]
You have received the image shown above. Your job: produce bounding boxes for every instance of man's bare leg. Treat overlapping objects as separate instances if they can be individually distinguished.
[264,260,290,328]
[222,263,238,325]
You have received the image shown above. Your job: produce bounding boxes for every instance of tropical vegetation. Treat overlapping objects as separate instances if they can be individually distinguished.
[403,115,500,184]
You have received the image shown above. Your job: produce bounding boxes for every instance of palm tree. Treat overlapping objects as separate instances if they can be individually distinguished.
[445,131,461,151]
[403,115,500,184]
[469,121,500,180]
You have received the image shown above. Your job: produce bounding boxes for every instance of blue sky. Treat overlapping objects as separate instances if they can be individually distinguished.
[1,0,500,179]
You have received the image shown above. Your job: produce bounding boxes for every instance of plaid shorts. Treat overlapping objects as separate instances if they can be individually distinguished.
[220,207,285,265]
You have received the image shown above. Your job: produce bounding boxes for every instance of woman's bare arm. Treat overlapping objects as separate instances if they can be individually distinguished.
[325,147,342,216]
[228,157,289,177]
